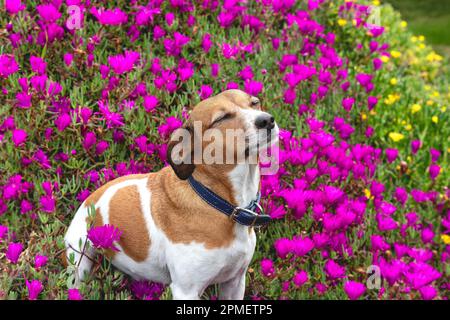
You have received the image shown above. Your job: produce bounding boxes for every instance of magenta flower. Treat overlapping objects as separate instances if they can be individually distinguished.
[40,193,55,212]
[16,92,31,108]
[244,80,263,96]
[63,53,73,66]
[91,7,128,25]
[157,116,183,140]
[421,227,434,244]
[0,225,8,240]
[367,96,378,110]
[95,141,109,155]
[411,140,421,155]
[419,285,437,300]
[342,97,355,112]
[30,56,47,75]
[108,51,140,75]
[6,242,23,264]
[324,260,346,279]
[274,238,292,259]
[87,224,122,251]
[292,236,314,257]
[131,280,164,300]
[394,187,408,206]
[371,235,390,252]
[260,258,275,277]
[430,148,440,163]
[199,85,213,99]
[429,164,440,181]
[26,279,43,300]
[68,288,83,300]
[5,0,25,14]
[54,113,71,132]
[201,34,212,53]
[83,132,97,150]
[34,255,48,270]
[36,4,61,23]
[143,95,159,113]
[11,129,27,147]
[292,270,308,287]
[0,54,19,78]
[344,281,366,300]
[385,148,398,163]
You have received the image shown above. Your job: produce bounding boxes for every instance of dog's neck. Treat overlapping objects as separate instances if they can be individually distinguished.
[190,163,260,208]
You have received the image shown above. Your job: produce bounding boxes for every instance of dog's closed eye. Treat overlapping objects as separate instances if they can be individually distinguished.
[211,113,234,127]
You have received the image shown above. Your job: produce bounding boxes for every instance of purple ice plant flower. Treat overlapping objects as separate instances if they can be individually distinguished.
[6,242,23,264]
[68,288,83,300]
[292,270,308,287]
[0,54,19,78]
[26,279,43,300]
[344,281,366,300]
[260,258,275,277]
[87,224,122,251]
[34,255,48,270]
[5,0,25,14]
[11,129,27,147]
[108,51,140,75]
[324,260,346,279]
[0,225,8,240]
[91,7,128,25]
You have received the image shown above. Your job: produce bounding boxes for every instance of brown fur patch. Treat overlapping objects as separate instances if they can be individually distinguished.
[148,167,236,249]
[109,185,150,262]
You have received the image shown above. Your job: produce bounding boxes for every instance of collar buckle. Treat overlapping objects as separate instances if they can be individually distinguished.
[230,206,259,227]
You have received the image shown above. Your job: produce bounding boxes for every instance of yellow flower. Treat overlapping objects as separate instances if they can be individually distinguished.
[390,78,398,85]
[432,116,438,123]
[407,156,412,162]
[380,55,390,63]
[372,0,380,6]
[419,43,425,50]
[426,52,443,62]
[441,106,447,113]
[400,21,407,28]
[424,85,431,91]
[361,113,367,121]
[391,50,402,58]
[411,104,421,114]
[427,100,434,106]
[442,234,450,245]
[338,19,347,26]
[411,36,418,43]
[431,91,440,98]
[419,35,425,42]
[364,189,373,199]
[405,124,412,131]
[389,132,404,142]
[384,93,400,105]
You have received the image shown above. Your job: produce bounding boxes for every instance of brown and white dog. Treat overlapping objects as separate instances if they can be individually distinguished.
[64,89,279,299]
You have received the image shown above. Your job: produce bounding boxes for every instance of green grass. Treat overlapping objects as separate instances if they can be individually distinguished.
[387,0,450,55]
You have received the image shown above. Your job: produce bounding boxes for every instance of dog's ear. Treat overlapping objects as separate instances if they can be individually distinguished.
[167,122,196,180]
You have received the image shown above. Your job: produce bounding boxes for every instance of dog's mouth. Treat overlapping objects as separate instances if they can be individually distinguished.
[245,126,279,157]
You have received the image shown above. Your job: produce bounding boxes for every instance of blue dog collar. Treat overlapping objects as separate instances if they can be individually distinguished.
[187,176,271,227]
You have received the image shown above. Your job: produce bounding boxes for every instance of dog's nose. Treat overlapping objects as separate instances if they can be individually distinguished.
[255,114,275,130]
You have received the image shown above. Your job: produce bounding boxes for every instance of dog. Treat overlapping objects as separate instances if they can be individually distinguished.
[63,89,279,299]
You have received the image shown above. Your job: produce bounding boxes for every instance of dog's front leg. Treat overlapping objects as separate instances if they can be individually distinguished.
[170,282,202,300]
[219,271,246,300]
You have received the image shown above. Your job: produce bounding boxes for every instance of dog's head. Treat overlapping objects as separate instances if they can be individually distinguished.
[167,89,279,180]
